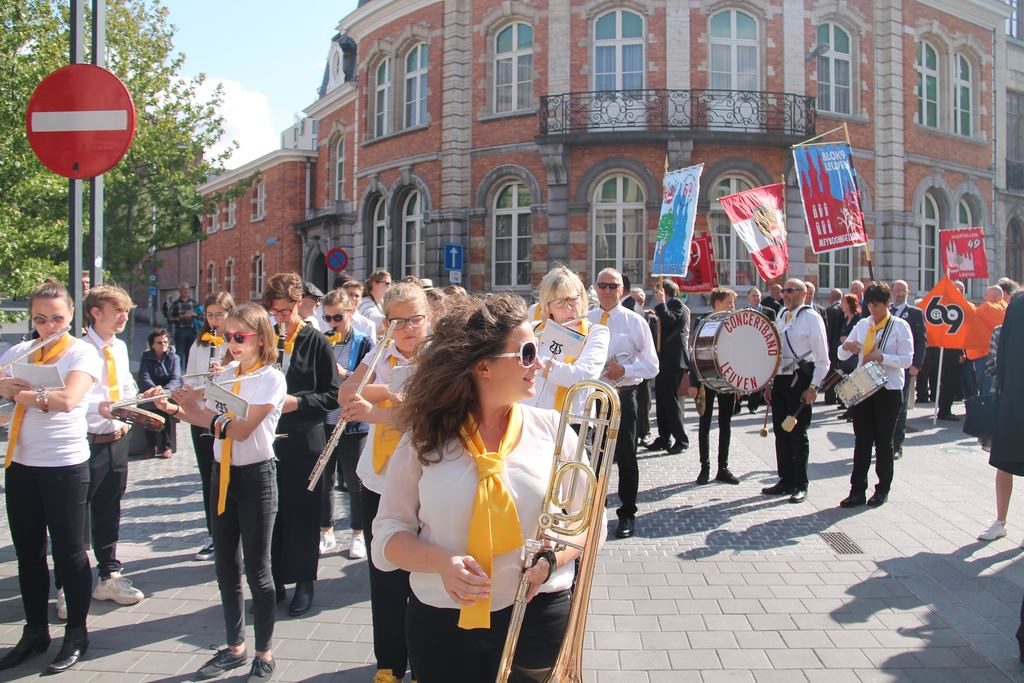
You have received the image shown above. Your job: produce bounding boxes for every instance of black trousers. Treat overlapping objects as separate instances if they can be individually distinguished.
[698,388,736,468]
[654,368,687,447]
[919,347,939,402]
[212,459,278,652]
[614,385,639,520]
[145,410,177,453]
[406,590,570,683]
[89,434,131,578]
[320,427,365,530]
[892,370,913,454]
[850,388,901,496]
[362,488,412,678]
[191,425,215,536]
[770,374,812,491]
[938,349,963,414]
[271,430,322,585]
[635,379,651,437]
[6,462,92,629]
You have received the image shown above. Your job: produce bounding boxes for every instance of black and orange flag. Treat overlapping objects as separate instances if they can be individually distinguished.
[916,276,983,349]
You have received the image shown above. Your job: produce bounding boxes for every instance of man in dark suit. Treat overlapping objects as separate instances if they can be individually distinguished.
[744,288,775,412]
[805,282,827,318]
[620,275,636,310]
[890,279,927,458]
[648,279,689,453]
[824,288,845,405]
[761,283,783,314]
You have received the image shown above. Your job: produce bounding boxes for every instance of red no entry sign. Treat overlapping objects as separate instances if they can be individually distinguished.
[25,64,136,179]
[325,247,349,273]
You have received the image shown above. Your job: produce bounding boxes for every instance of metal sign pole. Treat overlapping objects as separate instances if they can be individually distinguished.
[90,0,105,287]
[69,0,85,329]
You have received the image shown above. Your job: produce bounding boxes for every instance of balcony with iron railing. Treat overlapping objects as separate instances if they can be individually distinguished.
[539,89,816,143]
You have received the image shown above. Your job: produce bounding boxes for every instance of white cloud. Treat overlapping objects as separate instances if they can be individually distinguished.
[198,78,278,169]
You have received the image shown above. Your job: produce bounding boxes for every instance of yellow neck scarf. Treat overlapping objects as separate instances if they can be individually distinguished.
[457,404,524,630]
[282,321,304,355]
[862,311,891,360]
[216,362,264,515]
[327,328,346,345]
[200,331,224,346]
[372,354,403,473]
[5,334,73,468]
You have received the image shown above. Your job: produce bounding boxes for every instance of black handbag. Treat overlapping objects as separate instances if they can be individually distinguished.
[963,393,998,438]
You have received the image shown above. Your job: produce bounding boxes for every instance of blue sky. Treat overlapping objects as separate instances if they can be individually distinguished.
[165,0,359,168]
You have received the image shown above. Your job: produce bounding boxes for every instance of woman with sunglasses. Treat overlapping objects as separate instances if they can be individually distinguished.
[185,291,235,562]
[263,273,341,617]
[372,293,589,682]
[524,266,609,414]
[0,281,102,674]
[154,303,287,681]
[319,289,375,559]
[360,269,391,334]
[340,281,429,683]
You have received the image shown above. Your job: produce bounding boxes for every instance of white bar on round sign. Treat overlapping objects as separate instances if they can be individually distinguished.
[31,110,128,132]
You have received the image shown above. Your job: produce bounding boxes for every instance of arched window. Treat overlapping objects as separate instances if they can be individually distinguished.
[1008,220,1024,283]
[372,196,388,271]
[224,259,234,297]
[404,44,428,128]
[593,10,644,91]
[401,192,424,277]
[957,199,974,227]
[816,23,851,115]
[710,176,759,288]
[917,41,939,128]
[251,254,264,298]
[953,54,972,137]
[493,183,533,288]
[334,137,345,201]
[494,23,533,113]
[593,175,645,286]
[374,59,391,137]
[205,262,216,298]
[251,180,266,220]
[709,10,759,91]
[919,193,941,291]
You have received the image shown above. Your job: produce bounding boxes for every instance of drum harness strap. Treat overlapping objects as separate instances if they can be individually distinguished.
[863,317,895,368]
[782,305,812,388]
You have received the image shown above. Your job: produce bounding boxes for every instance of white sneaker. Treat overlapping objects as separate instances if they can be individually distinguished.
[319,531,337,555]
[93,571,144,605]
[349,533,366,560]
[978,521,1007,541]
[195,537,215,561]
[56,588,67,620]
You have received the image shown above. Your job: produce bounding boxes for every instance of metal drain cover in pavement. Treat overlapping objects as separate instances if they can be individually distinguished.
[819,531,864,554]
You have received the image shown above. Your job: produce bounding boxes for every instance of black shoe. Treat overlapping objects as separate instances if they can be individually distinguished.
[666,442,687,454]
[46,628,88,674]
[0,626,50,671]
[696,465,710,485]
[905,426,920,433]
[197,647,248,679]
[288,581,314,616]
[937,413,958,422]
[867,491,888,507]
[789,489,807,504]
[637,434,654,447]
[893,448,903,460]
[839,493,866,508]
[275,583,287,603]
[615,518,634,538]
[917,398,932,405]
[644,439,668,452]
[761,482,792,496]
[715,468,740,485]
[247,656,275,681]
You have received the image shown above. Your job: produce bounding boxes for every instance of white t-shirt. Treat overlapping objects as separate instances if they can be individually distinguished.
[371,404,604,610]
[359,297,385,329]
[185,338,232,387]
[355,344,415,494]
[1,337,102,467]
[206,366,287,466]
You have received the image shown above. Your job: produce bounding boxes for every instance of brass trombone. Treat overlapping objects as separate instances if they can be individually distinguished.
[496,379,621,683]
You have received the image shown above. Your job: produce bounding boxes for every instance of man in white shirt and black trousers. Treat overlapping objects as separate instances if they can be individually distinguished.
[761,279,830,504]
[588,268,659,538]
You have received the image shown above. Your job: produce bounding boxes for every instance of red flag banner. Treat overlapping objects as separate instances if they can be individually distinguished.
[916,276,980,349]
[673,233,717,293]
[792,143,867,254]
[939,227,989,280]
[717,183,789,281]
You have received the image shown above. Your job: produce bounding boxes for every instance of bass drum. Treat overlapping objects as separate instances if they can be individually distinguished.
[692,310,781,394]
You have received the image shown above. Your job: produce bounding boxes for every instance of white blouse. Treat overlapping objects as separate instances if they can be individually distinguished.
[372,404,604,611]
[206,366,287,466]
[836,315,914,391]
[522,322,609,413]
[355,344,416,494]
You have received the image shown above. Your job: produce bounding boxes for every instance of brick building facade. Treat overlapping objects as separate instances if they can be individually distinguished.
[192,0,1022,305]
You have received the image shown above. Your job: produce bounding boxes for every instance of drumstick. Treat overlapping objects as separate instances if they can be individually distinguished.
[759,401,770,437]
[781,372,843,432]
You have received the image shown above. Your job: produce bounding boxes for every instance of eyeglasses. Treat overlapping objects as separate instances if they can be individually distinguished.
[269,306,294,316]
[322,313,351,323]
[376,280,392,286]
[32,315,66,325]
[224,332,259,344]
[595,282,621,290]
[492,341,538,368]
[206,312,227,319]
[550,295,580,309]
[387,314,427,330]
[780,287,802,294]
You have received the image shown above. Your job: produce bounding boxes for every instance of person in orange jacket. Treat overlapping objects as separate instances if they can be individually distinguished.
[965,286,1008,397]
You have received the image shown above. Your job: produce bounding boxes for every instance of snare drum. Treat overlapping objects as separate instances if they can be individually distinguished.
[111,405,166,432]
[835,361,886,407]
[692,310,781,394]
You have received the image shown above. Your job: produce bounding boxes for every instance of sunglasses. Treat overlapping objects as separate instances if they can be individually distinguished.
[492,341,538,368]
[387,314,427,330]
[322,313,351,323]
[224,331,259,344]
[595,282,621,290]
[32,314,66,325]
[780,287,802,294]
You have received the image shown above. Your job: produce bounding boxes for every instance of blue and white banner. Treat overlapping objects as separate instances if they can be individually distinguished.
[653,163,703,276]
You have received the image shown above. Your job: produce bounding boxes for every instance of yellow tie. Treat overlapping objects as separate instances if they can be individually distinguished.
[554,319,590,412]
[327,330,343,345]
[5,334,73,468]
[458,404,524,630]
[283,321,304,355]
[217,363,264,515]
[372,355,402,473]
[200,332,224,346]
[862,311,891,361]
[785,309,794,323]
[103,346,120,402]
[600,310,610,326]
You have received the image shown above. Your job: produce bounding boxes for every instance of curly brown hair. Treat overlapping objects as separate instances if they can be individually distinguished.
[262,272,303,307]
[397,292,528,464]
